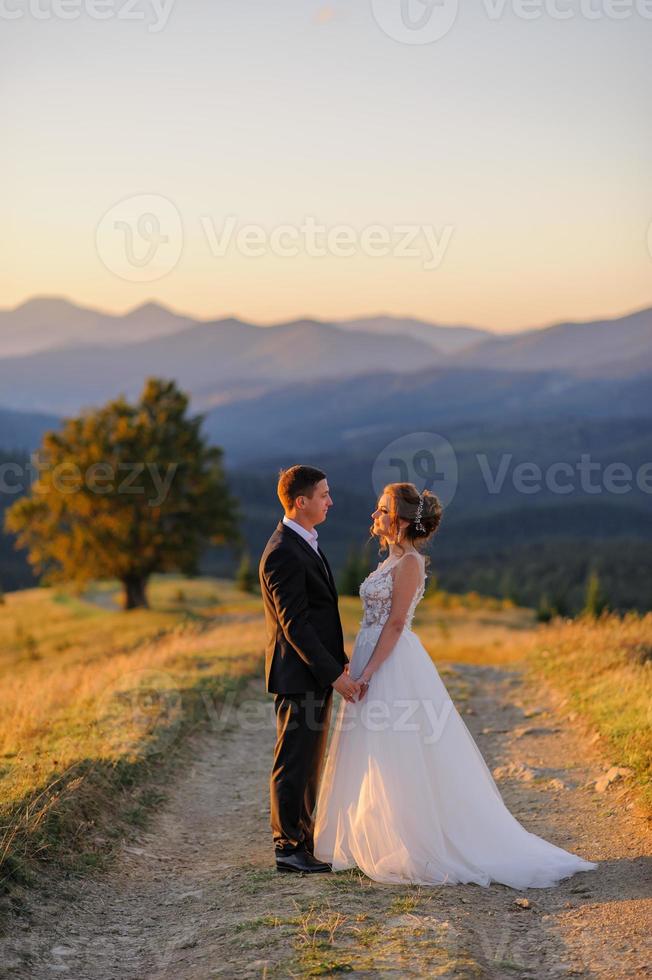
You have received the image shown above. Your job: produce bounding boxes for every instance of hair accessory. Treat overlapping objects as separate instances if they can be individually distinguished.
[414,491,426,533]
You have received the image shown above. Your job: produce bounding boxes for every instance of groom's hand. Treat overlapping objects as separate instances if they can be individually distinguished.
[333,670,360,703]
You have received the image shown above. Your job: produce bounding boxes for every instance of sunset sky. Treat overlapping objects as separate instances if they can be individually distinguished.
[1,0,650,331]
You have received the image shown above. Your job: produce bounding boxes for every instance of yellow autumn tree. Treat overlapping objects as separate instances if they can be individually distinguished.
[4,378,239,609]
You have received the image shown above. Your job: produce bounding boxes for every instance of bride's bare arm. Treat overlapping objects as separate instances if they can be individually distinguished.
[357,555,422,696]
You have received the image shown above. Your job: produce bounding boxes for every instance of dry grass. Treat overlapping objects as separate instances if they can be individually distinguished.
[285,888,478,978]
[340,592,539,669]
[0,574,264,894]
[524,610,652,812]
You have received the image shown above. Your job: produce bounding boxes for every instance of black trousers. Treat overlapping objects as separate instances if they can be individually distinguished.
[270,688,333,854]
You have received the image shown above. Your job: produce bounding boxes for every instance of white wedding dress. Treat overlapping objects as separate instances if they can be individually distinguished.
[313,552,598,889]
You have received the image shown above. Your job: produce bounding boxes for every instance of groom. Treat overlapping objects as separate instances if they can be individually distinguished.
[259,465,361,874]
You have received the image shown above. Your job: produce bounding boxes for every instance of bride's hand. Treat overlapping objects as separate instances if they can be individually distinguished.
[357,670,373,701]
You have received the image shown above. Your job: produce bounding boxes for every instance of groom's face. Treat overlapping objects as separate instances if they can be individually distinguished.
[298,478,332,527]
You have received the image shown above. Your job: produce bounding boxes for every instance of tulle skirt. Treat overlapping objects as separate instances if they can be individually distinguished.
[313,624,598,890]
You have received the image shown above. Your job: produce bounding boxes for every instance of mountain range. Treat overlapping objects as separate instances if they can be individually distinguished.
[0,297,195,357]
[0,296,651,418]
[203,365,652,464]
[1,295,651,611]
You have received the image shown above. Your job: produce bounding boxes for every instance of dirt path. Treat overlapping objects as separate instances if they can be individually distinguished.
[2,661,651,979]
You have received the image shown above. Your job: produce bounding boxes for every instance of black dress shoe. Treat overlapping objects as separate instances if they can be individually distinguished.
[275,850,332,874]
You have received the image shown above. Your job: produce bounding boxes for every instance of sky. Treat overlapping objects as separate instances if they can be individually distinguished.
[1,0,650,331]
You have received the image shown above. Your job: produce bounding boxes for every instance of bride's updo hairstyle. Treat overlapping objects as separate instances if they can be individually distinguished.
[370,482,443,559]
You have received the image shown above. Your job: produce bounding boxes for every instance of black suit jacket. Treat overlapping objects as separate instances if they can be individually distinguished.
[259,520,348,694]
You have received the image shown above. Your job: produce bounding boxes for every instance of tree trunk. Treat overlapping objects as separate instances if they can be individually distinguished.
[122,573,149,610]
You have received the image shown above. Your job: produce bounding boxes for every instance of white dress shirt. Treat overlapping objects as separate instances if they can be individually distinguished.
[282,515,321,555]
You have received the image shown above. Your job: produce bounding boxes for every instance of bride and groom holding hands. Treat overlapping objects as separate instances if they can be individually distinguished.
[258,464,598,888]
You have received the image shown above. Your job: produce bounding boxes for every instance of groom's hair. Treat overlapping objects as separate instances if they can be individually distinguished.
[278,465,326,512]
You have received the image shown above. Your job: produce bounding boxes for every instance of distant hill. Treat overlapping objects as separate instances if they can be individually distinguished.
[0,297,196,357]
[0,318,446,415]
[2,406,651,612]
[0,299,650,418]
[443,306,652,375]
[0,297,489,362]
[0,406,60,453]
[2,296,651,611]
[203,364,652,463]
[224,415,652,533]
[333,315,491,353]
[213,415,652,613]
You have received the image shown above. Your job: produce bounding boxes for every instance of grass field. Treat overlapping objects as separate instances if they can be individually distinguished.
[526,609,652,812]
[1,575,650,904]
[0,575,265,895]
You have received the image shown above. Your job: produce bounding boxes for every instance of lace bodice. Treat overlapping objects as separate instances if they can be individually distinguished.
[359,552,426,631]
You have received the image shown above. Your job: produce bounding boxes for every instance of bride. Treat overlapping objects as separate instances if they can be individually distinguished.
[313,482,598,889]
